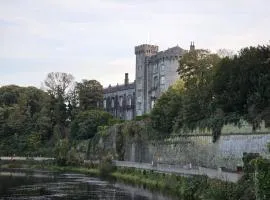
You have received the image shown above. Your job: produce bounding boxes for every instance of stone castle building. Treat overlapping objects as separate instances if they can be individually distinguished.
[103,42,195,120]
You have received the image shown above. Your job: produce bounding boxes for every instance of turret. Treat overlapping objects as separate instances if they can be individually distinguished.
[190,41,195,51]
[124,73,129,85]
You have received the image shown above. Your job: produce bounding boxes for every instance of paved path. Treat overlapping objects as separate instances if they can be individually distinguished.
[0,156,55,161]
[113,160,243,183]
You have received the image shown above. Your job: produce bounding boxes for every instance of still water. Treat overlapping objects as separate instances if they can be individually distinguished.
[0,169,175,200]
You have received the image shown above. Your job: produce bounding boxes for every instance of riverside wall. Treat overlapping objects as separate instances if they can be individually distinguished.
[100,124,270,170]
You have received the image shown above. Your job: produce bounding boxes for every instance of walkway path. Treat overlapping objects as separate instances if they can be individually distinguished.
[0,156,54,161]
[113,160,243,183]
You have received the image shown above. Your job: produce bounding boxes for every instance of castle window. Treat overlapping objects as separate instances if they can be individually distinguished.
[153,64,158,73]
[111,98,114,108]
[160,64,165,71]
[137,89,142,97]
[137,102,142,110]
[154,76,158,88]
[151,99,156,109]
[128,96,132,106]
[103,99,106,109]
[119,96,123,107]
[160,76,165,85]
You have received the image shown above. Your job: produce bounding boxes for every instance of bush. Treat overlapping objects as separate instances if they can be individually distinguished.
[99,156,115,177]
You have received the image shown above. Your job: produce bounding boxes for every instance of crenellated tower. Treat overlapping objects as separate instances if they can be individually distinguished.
[134,44,158,116]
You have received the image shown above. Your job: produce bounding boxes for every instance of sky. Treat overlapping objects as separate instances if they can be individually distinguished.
[1,0,269,88]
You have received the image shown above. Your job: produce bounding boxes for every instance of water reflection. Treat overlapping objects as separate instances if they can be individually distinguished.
[0,169,175,200]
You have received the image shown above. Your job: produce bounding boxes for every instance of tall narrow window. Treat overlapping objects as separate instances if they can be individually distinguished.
[103,99,106,109]
[160,76,165,84]
[128,97,132,106]
[154,76,158,88]
[119,96,123,107]
[111,98,114,108]
[160,64,165,71]
[153,64,158,73]
[151,99,156,109]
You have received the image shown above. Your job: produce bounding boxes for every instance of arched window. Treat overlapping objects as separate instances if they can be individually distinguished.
[111,98,114,108]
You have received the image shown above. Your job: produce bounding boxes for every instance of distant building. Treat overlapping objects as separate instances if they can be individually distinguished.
[103,42,195,120]
[103,73,135,120]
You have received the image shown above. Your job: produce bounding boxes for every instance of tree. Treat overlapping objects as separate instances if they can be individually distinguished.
[76,79,103,111]
[71,110,113,140]
[177,49,221,140]
[44,72,74,98]
[216,48,235,58]
[0,85,52,155]
[151,80,184,135]
[213,45,270,131]
[44,72,75,138]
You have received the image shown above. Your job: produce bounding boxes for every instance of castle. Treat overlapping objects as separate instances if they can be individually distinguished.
[103,42,195,120]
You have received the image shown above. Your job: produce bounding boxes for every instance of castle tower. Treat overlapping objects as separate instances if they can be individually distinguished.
[190,41,195,51]
[134,44,158,116]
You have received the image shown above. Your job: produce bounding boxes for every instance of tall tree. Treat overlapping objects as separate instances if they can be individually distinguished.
[44,72,74,138]
[213,45,270,130]
[76,79,103,111]
[177,49,221,141]
[44,72,74,98]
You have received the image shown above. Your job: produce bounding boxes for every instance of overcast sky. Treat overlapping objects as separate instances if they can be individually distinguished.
[1,0,269,88]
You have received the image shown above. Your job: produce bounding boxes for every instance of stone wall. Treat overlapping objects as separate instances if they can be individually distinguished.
[99,122,270,170]
[122,133,270,170]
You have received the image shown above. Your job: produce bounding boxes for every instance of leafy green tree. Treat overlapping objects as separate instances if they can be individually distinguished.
[0,85,53,155]
[151,80,184,135]
[177,49,221,140]
[71,110,113,140]
[213,45,270,131]
[76,79,103,111]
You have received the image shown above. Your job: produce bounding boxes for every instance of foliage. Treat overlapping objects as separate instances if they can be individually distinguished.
[151,79,184,135]
[70,110,113,140]
[112,167,255,200]
[253,158,270,200]
[135,113,150,121]
[99,156,116,177]
[54,138,69,166]
[75,79,103,110]
[242,152,261,174]
[0,85,53,155]
[213,45,270,131]
[115,124,125,161]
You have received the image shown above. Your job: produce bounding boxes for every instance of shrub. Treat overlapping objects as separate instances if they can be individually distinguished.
[99,156,115,177]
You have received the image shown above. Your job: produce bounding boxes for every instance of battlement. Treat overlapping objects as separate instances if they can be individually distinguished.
[135,44,159,55]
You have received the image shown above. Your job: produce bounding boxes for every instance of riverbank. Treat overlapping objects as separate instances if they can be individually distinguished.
[0,160,255,200]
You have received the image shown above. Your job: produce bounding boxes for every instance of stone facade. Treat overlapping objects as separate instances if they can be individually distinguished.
[103,73,135,120]
[103,43,194,119]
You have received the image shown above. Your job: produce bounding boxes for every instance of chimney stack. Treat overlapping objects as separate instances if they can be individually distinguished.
[124,73,129,85]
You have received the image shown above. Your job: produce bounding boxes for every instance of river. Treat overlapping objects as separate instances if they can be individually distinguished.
[0,169,176,200]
